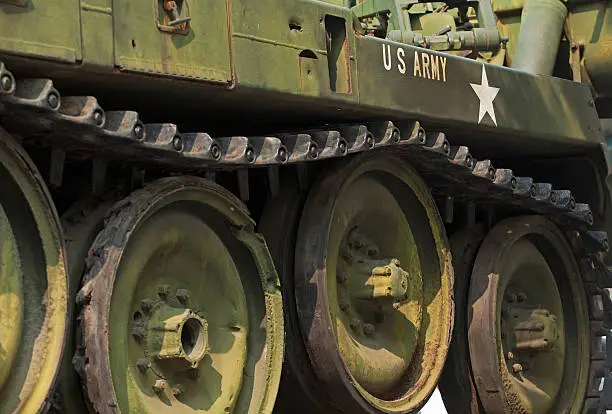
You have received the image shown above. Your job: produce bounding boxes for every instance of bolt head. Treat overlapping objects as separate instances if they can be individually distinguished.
[132,326,146,342]
[153,379,167,393]
[133,124,145,140]
[363,323,375,336]
[172,135,183,151]
[47,93,59,110]
[245,148,255,163]
[176,288,190,305]
[210,144,221,160]
[171,383,185,397]
[0,74,13,92]
[309,144,318,159]
[157,284,170,298]
[140,298,154,314]
[136,358,149,373]
[93,110,104,126]
[277,147,288,163]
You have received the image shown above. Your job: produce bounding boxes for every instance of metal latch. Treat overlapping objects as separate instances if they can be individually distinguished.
[156,0,191,35]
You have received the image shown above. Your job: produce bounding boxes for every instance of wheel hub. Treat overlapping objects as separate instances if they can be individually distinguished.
[141,299,210,371]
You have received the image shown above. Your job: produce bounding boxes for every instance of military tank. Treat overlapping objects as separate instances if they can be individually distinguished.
[0,0,611,413]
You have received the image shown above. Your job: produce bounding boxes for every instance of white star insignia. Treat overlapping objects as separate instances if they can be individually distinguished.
[470,65,500,127]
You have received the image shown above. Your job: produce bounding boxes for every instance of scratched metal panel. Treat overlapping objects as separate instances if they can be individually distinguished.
[113,0,232,83]
[356,35,602,144]
[0,0,81,62]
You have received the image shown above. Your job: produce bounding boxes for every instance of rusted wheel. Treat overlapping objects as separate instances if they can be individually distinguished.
[438,224,487,414]
[295,153,453,413]
[54,195,119,413]
[78,177,284,413]
[468,216,590,413]
[0,128,68,413]
[259,171,341,414]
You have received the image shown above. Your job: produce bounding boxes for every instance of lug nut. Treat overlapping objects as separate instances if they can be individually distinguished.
[507,351,514,360]
[176,289,190,305]
[153,379,167,394]
[132,326,146,342]
[157,284,170,298]
[136,358,149,373]
[140,298,154,314]
[339,302,350,311]
[171,383,185,397]
[363,323,375,336]
[350,318,361,330]
[338,141,347,154]
[512,363,523,373]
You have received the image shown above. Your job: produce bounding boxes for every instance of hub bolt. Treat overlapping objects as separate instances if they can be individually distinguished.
[153,379,167,394]
[157,284,170,298]
[512,363,523,373]
[171,384,185,397]
[176,289,190,305]
[140,298,154,314]
[132,326,146,342]
[363,323,375,336]
[136,358,149,373]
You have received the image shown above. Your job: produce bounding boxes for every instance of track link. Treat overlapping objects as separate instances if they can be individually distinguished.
[1,63,612,413]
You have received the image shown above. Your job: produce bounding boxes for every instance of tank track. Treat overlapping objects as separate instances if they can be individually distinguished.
[1,62,612,413]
